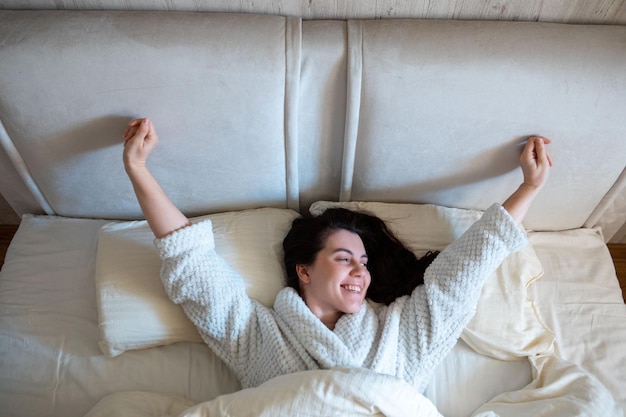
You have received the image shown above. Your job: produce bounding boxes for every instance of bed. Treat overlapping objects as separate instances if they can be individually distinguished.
[0,10,625,417]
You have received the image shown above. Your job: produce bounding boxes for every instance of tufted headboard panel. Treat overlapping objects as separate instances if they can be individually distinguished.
[342,19,626,234]
[1,11,625,241]
[0,11,303,218]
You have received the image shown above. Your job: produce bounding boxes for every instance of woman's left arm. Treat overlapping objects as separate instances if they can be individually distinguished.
[396,136,552,386]
[399,204,527,383]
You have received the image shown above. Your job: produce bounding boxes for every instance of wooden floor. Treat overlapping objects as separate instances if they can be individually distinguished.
[608,243,626,302]
[0,224,625,302]
[0,225,18,267]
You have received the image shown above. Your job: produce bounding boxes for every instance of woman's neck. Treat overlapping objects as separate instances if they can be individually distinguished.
[300,291,344,330]
[319,312,343,330]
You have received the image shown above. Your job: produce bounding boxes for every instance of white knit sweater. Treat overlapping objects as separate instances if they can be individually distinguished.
[155,203,527,391]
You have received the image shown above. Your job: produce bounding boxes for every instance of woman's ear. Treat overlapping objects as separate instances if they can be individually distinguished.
[296,264,311,284]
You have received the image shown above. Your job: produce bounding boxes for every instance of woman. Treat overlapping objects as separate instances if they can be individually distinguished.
[123,118,552,391]
[282,206,441,307]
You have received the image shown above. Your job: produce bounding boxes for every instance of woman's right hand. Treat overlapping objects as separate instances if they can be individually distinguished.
[123,118,159,171]
[520,136,553,191]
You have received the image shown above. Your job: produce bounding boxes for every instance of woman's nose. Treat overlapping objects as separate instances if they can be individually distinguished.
[351,263,366,276]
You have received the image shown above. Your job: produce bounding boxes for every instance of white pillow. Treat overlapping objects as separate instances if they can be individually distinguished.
[309,201,555,360]
[95,207,300,358]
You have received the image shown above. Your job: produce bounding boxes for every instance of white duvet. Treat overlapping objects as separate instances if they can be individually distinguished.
[85,367,443,417]
[85,357,621,417]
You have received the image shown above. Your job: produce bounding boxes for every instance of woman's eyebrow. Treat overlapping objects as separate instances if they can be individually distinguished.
[332,248,368,259]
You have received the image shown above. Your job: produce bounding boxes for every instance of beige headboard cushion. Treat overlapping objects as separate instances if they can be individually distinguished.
[344,20,626,233]
[1,11,624,240]
[0,11,302,218]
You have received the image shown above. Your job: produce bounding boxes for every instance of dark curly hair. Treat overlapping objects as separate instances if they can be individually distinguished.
[282,208,438,305]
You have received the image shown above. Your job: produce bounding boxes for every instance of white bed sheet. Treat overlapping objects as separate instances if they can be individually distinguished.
[530,229,626,410]
[0,215,624,417]
[0,215,240,417]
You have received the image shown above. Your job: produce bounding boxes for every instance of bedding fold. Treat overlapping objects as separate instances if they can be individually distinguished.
[472,355,623,417]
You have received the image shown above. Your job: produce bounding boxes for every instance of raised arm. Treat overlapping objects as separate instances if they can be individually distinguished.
[503,136,553,224]
[123,118,191,238]
[397,136,552,387]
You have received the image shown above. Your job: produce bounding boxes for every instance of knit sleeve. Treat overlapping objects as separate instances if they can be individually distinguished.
[153,220,259,372]
[397,203,527,386]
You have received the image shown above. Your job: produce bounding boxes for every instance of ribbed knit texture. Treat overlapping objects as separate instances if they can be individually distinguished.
[155,203,527,391]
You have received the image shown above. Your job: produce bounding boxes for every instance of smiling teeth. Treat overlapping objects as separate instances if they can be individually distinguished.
[342,285,361,293]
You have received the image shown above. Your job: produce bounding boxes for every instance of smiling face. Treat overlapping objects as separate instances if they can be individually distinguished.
[296,229,371,329]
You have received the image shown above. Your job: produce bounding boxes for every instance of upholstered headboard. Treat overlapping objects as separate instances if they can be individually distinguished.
[1,11,625,241]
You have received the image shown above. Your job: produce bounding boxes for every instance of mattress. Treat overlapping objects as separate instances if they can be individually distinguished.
[0,214,624,416]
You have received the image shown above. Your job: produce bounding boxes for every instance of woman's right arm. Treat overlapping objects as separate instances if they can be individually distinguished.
[123,118,191,238]
[154,222,259,357]
[123,118,262,373]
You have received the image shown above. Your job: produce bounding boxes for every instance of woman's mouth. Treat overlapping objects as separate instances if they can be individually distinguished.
[341,284,362,293]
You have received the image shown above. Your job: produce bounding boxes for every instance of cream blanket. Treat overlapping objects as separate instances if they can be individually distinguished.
[472,355,622,417]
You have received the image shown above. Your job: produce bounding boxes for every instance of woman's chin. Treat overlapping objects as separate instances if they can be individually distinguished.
[342,300,365,314]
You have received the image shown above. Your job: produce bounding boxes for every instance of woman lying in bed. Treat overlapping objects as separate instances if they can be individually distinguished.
[122,118,552,391]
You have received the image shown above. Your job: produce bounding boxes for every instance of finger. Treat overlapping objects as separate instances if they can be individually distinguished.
[533,138,552,167]
[531,136,551,144]
[145,120,159,146]
[124,126,139,141]
[143,119,152,135]
[525,136,551,160]
[124,119,149,142]
[521,137,538,163]
[536,136,553,166]
[124,118,145,137]
[534,136,546,160]
[133,118,150,138]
